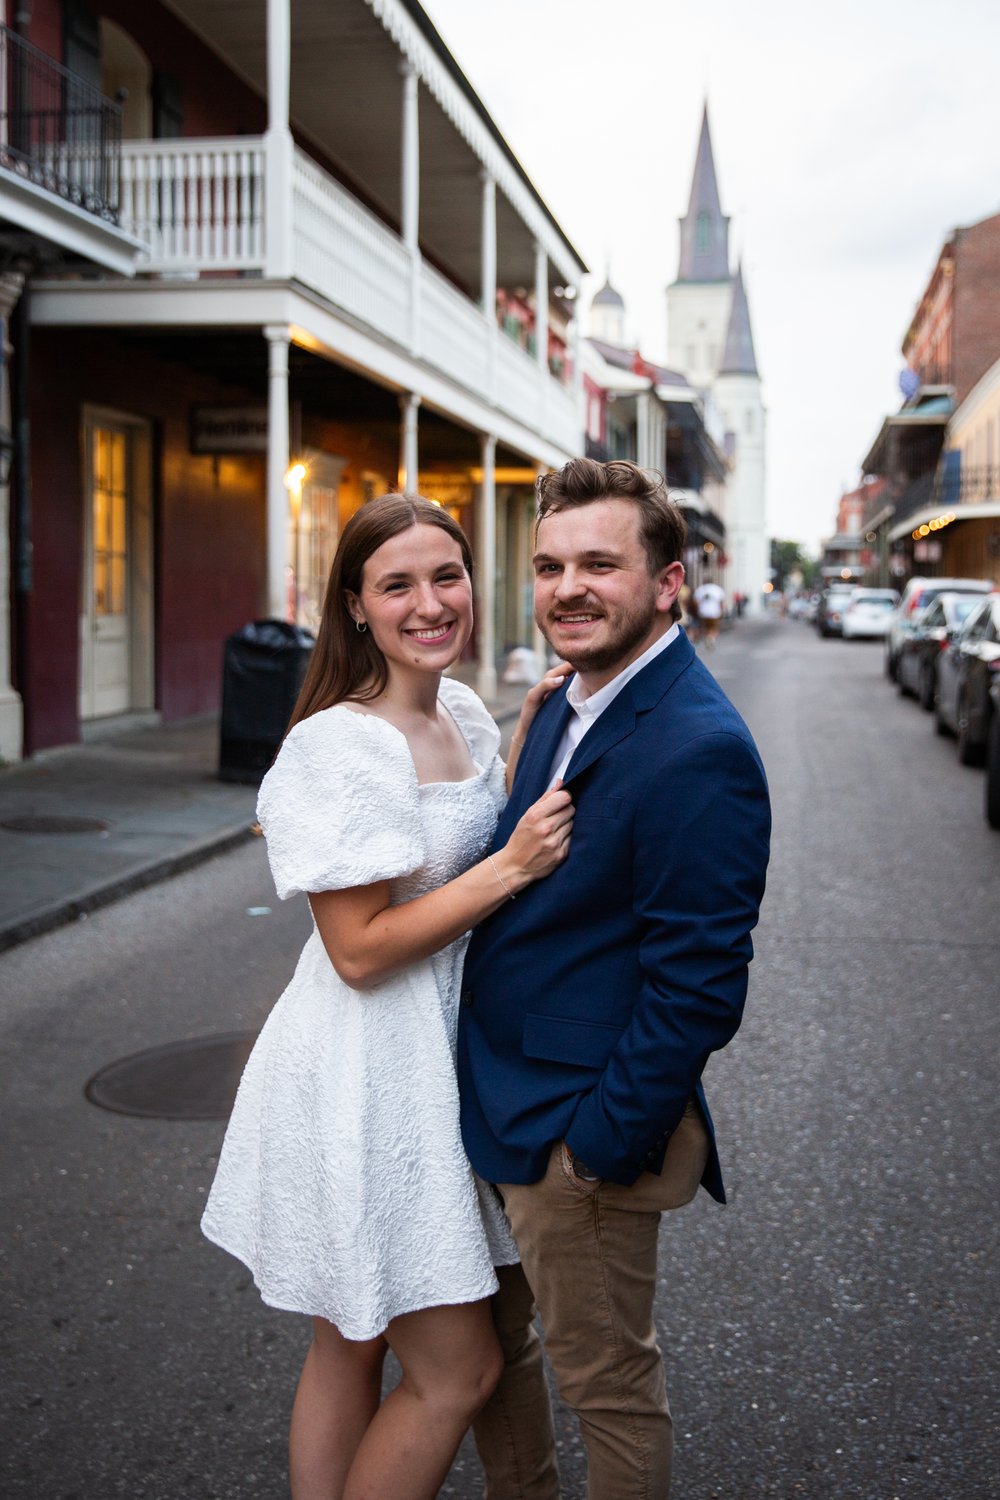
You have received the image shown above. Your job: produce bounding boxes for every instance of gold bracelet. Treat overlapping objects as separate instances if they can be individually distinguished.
[487,854,516,901]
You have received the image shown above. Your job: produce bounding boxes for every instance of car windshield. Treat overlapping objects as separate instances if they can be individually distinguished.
[950,598,983,624]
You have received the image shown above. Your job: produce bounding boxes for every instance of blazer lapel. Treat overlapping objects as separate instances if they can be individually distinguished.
[563,631,696,786]
[509,686,573,814]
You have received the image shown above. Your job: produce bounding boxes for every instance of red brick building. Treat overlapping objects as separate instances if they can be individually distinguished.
[903,210,1000,406]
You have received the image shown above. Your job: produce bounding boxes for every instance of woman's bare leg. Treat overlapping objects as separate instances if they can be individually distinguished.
[343,1299,502,1500]
[289,1317,387,1500]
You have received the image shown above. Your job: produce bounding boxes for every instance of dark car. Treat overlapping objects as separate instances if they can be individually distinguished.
[897,592,987,710]
[934,594,1000,764]
[816,585,856,638]
[884,575,994,680]
[986,676,1000,829]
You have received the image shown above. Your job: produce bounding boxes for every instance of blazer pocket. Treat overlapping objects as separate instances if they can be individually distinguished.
[523,1013,625,1069]
[573,795,623,822]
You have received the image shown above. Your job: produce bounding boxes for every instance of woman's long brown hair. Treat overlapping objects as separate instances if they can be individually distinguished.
[286,493,474,732]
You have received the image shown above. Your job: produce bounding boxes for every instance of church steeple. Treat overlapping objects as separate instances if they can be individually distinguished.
[718,261,759,376]
[676,104,730,283]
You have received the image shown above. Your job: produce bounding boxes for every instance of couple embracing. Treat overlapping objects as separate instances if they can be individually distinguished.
[202,457,771,1499]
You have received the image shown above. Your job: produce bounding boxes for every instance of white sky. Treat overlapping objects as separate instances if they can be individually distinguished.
[420,0,1000,554]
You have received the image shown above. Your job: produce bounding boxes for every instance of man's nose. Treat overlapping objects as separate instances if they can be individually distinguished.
[553,568,585,601]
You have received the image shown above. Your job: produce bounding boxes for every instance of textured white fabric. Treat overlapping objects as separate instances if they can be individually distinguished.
[201,677,518,1340]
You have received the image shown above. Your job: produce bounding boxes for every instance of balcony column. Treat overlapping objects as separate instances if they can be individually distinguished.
[400,61,421,356]
[534,242,549,374]
[0,270,25,761]
[265,325,291,620]
[399,393,420,493]
[532,461,549,668]
[264,0,294,279]
[570,288,584,429]
[481,170,497,404]
[476,433,498,701]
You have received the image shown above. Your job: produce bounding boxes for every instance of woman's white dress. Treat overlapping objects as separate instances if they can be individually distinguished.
[201,676,518,1340]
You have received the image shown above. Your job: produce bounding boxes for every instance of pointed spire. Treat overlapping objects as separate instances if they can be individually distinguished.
[718,262,759,376]
[676,104,730,282]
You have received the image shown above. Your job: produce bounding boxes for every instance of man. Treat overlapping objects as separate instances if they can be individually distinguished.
[693,577,727,647]
[458,458,770,1498]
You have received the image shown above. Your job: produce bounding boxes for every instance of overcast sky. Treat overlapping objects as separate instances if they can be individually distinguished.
[421,0,1000,554]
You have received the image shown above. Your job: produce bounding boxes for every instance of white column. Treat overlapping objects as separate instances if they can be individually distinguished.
[398,393,420,492]
[534,242,548,374]
[480,171,496,315]
[570,291,584,432]
[264,0,294,279]
[476,433,498,701]
[265,325,291,619]
[0,270,25,761]
[400,62,421,355]
[532,461,548,667]
[481,171,498,406]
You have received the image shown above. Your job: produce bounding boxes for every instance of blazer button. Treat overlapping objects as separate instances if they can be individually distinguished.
[461,989,474,1008]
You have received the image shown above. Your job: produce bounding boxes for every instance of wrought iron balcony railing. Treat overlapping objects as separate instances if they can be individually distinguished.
[933,461,1000,509]
[0,23,122,223]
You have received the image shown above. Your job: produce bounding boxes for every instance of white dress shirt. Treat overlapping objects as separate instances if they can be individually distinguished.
[548,623,680,786]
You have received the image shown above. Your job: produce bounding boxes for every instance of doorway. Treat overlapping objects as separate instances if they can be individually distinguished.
[79,410,154,722]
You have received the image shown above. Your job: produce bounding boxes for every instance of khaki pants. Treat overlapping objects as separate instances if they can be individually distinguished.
[473,1101,709,1500]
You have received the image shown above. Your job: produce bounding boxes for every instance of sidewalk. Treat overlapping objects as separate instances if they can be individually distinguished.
[0,669,528,953]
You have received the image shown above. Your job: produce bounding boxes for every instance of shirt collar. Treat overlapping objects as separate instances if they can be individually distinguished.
[565,622,680,722]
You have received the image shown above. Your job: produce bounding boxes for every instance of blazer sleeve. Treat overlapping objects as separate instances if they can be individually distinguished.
[564,728,771,1184]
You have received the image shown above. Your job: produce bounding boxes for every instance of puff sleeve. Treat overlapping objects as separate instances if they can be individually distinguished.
[256,708,425,899]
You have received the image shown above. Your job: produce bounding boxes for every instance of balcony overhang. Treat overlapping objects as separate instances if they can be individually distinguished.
[862,397,952,476]
[0,170,147,275]
[889,498,1000,543]
[29,275,577,469]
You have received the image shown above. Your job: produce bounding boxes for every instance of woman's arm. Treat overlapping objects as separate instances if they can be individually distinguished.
[310,784,574,989]
[505,663,572,792]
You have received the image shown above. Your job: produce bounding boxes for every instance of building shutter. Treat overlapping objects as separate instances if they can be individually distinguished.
[152,71,183,139]
[63,0,101,89]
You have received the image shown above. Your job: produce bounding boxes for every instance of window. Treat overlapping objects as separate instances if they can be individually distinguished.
[745,408,754,434]
[696,212,710,255]
[91,426,128,617]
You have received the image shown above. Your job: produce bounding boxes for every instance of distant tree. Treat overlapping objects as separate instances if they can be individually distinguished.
[770,539,819,590]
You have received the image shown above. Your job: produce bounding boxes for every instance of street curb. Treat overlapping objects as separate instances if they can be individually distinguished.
[0,821,258,955]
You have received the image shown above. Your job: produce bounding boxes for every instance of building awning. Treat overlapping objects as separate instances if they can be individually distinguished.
[889,499,1000,544]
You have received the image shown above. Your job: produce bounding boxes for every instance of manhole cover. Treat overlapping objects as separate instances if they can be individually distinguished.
[2,815,110,834]
[85,1032,258,1120]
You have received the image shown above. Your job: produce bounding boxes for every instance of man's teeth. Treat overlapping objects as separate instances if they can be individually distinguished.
[558,614,599,622]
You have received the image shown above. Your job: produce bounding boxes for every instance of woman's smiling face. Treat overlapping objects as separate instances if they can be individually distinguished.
[347,522,474,679]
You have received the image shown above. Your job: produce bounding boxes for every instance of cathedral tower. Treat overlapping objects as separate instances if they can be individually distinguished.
[666,107,768,613]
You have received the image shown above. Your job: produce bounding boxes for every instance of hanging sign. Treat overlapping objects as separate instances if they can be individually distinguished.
[191,406,268,454]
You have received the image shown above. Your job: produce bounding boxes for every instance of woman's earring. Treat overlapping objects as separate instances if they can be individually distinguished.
[355,619,368,634]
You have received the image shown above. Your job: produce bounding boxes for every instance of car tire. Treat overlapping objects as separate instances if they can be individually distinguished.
[919,664,936,712]
[986,716,1000,830]
[957,694,986,767]
[886,650,897,682]
[935,701,952,737]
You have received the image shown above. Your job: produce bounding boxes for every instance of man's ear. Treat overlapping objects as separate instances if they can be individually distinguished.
[656,561,685,615]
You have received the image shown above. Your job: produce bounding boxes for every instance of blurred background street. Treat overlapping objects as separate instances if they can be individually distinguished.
[3,615,998,1499]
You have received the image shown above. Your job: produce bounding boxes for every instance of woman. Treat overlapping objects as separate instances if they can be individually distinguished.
[202,493,573,1500]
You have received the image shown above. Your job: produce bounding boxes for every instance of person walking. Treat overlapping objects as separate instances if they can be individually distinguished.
[202,493,574,1500]
[458,458,771,1499]
[693,577,726,647]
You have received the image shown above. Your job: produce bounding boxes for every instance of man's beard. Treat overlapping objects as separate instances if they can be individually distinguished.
[538,594,658,675]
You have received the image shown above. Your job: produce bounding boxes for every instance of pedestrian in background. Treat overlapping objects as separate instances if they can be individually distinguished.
[202,493,573,1500]
[693,577,727,647]
[460,458,770,1499]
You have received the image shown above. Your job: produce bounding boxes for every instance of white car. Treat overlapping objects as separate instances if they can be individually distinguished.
[841,588,900,639]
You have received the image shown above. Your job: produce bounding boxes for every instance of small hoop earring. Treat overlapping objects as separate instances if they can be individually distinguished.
[355,619,368,634]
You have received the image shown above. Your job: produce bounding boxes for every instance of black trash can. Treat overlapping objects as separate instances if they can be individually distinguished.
[218,620,315,784]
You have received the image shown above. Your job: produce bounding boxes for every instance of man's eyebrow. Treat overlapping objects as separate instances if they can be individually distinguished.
[532,549,627,565]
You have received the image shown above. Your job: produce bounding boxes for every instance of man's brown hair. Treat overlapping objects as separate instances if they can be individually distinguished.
[536,458,687,573]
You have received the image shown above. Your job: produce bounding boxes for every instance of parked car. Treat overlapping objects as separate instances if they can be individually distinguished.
[841,587,899,639]
[896,592,987,709]
[934,594,1000,764]
[885,576,994,680]
[986,677,1000,829]
[816,585,856,638]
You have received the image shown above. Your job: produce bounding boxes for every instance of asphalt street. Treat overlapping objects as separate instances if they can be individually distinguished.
[2,615,998,1499]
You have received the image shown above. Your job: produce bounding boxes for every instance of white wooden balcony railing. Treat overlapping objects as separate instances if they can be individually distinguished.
[119,136,579,451]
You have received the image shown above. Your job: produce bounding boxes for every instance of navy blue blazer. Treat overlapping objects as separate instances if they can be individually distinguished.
[457,630,770,1202]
